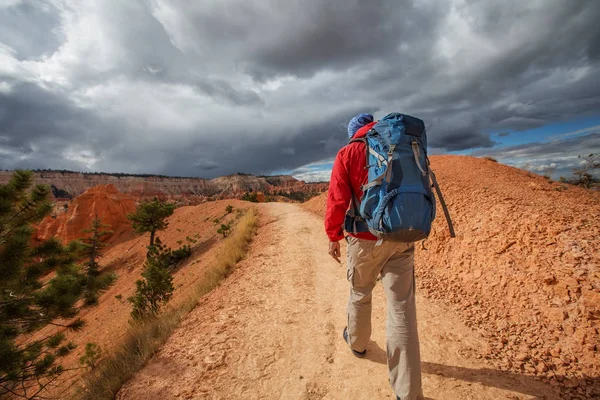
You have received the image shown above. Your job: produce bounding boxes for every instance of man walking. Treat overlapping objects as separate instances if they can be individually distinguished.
[325,113,423,400]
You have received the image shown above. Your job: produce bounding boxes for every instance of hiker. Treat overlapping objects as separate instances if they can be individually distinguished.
[325,113,424,400]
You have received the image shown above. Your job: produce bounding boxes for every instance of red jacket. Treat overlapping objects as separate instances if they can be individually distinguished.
[325,122,378,242]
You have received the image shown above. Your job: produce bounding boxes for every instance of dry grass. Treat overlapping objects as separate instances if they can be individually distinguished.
[77,209,259,400]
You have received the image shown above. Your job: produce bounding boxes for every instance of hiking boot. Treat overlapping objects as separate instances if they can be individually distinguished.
[342,327,366,358]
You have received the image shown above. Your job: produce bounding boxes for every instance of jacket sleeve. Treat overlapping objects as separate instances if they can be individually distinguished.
[325,149,352,242]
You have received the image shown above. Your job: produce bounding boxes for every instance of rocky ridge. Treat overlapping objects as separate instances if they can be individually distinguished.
[0,171,327,203]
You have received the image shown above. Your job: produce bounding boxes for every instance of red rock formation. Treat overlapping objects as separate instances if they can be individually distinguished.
[36,184,136,245]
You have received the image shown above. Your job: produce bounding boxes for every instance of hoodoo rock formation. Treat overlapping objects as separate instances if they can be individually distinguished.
[36,184,136,245]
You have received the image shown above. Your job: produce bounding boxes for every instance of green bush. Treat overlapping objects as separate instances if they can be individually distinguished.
[79,343,102,369]
[171,244,192,262]
[128,240,175,320]
[217,223,231,237]
[242,192,258,202]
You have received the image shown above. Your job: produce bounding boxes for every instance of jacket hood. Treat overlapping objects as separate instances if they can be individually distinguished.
[352,121,377,139]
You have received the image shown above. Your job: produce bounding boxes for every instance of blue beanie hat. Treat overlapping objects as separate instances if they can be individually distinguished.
[347,113,374,138]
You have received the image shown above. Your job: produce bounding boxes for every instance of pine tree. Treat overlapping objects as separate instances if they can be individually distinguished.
[127,197,176,246]
[81,215,112,278]
[79,216,116,306]
[128,238,174,320]
[0,171,89,398]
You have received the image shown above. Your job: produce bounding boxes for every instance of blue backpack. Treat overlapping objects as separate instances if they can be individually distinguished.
[345,112,455,242]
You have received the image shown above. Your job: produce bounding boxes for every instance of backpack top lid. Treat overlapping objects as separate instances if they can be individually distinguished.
[371,113,426,147]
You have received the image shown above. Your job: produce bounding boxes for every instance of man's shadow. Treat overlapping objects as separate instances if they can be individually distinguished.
[363,341,596,400]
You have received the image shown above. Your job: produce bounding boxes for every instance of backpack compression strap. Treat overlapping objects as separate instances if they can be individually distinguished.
[426,158,456,238]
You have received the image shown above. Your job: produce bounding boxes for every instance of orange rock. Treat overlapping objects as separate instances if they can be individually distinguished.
[35,184,136,246]
[582,289,600,309]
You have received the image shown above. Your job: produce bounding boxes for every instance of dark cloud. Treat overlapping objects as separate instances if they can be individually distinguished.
[0,0,600,178]
[473,132,600,178]
[194,79,263,106]
[158,108,368,178]
[429,130,495,152]
[0,81,122,171]
[193,160,219,171]
[498,132,510,137]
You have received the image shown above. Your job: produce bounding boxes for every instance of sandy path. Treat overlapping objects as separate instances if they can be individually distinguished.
[118,203,560,400]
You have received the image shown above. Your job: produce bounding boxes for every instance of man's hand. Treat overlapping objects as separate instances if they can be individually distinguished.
[328,241,341,263]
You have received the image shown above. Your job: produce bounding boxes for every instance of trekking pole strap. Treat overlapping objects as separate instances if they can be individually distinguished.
[429,170,456,238]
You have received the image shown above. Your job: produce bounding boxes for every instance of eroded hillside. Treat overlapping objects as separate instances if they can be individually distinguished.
[28,195,253,398]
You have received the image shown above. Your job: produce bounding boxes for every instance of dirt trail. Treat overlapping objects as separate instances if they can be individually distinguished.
[118,203,560,400]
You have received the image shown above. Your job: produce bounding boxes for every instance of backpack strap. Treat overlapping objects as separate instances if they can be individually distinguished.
[347,137,368,222]
[348,137,366,144]
[411,140,427,176]
[427,158,456,238]
[348,136,369,170]
[362,176,384,191]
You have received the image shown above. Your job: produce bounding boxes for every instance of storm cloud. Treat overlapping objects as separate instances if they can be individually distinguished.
[474,132,600,179]
[1,0,600,178]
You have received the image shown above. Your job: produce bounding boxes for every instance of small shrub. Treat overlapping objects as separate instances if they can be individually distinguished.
[213,218,220,225]
[242,192,258,202]
[185,236,197,244]
[217,223,231,237]
[171,244,192,262]
[225,205,234,214]
[80,343,101,369]
[115,294,123,300]
[573,153,599,188]
[176,240,183,245]
[483,156,498,162]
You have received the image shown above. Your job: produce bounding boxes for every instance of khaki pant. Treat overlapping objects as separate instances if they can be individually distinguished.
[346,237,423,400]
